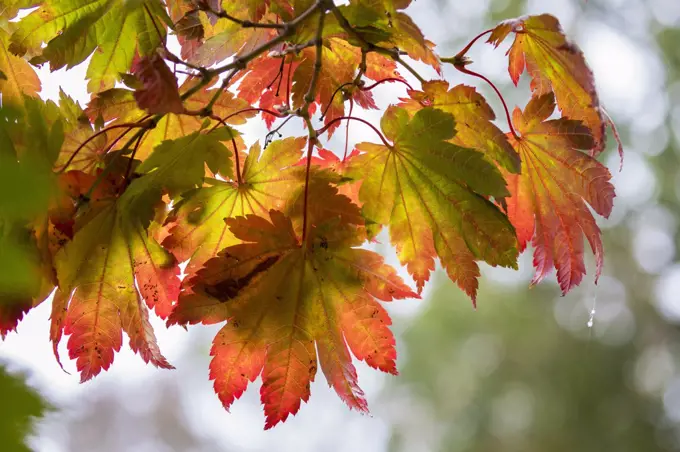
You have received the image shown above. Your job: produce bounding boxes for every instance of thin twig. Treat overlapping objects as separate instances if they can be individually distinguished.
[300,6,327,245]
[212,0,323,76]
[303,10,326,106]
[269,40,316,57]
[265,116,294,147]
[327,2,427,84]
[197,2,286,29]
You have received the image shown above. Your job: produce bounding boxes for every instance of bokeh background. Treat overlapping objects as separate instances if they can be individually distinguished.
[2,0,679,450]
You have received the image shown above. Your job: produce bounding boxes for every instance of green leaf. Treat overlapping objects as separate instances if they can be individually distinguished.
[10,0,169,93]
[120,128,235,226]
[346,107,518,302]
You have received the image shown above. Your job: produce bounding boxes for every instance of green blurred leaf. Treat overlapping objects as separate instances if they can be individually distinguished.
[0,364,51,452]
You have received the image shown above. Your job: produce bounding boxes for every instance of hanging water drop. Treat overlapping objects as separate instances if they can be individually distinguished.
[587,308,596,328]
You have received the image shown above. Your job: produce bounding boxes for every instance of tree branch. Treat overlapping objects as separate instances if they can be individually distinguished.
[327,2,426,84]
[197,1,286,29]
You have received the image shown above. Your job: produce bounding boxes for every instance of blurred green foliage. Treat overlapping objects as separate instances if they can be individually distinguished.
[0,102,62,299]
[0,364,50,452]
[388,277,664,452]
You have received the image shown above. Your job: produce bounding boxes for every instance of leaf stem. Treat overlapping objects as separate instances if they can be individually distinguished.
[231,137,243,185]
[58,122,151,173]
[362,77,414,92]
[124,132,146,183]
[321,77,413,120]
[343,101,353,162]
[452,64,519,140]
[453,29,492,60]
[317,116,391,148]
[221,107,286,124]
[202,67,241,115]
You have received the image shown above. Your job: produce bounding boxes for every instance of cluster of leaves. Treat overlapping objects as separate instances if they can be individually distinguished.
[0,0,620,428]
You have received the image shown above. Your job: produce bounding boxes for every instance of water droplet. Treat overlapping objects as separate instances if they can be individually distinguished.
[587,308,596,328]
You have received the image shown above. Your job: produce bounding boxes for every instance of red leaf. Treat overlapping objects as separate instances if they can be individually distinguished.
[132,53,184,115]
[504,93,615,294]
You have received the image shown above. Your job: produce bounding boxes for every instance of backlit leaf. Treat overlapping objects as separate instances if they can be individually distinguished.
[131,53,184,115]
[173,202,416,428]
[504,93,615,294]
[488,14,610,155]
[10,0,170,93]
[346,107,518,302]
[0,27,40,108]
[53,185,179,381]
[398,80,520,173]
[162,137,306,276]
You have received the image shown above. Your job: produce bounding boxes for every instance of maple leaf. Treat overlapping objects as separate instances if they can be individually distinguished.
[346,106,518,301]
[124,128,236,210]
[504,93,615,294]
[488,14,611,156]
[398,80,520,173]
[9,0,170,93]
[237,54,300,108]
[0,27,40,108]
[53,196,178,381]
[131,53,184,115]
[163,137,306,276]
[0,296,34,339]
[171,197,416,428]
[166,0,204,60]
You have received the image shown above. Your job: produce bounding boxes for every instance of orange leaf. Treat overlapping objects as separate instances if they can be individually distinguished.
[488,14,612,156]
[53,191,179,380]
[131,53,184,115]
[504,93,615,294]
[174,191,416,427]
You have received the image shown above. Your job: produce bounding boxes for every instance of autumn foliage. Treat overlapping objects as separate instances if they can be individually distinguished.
[0,0,620,428]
